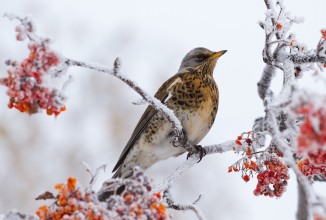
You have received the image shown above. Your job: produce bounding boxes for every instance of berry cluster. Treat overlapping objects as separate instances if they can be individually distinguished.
[229,131,259,179]
[322,29,326,40]
[253,157,289,197]
[294,98,326,166]
[98,167,168,220]
[229,132,289,197]
[314,213,326,220]
[36,167,169,220]
[0,16,68,116]
[232,131,254,156]
[297,157,326,177]
[36,177,110,220]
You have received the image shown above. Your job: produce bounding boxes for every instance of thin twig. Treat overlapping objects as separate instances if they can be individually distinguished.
[164,189,205,220]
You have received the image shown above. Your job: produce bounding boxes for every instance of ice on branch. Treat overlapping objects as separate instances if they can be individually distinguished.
[254,0,326,218]
[261,1,326,75]
[0,15,70,116]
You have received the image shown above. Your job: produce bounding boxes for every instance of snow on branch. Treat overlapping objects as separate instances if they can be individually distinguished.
[163,189,205,220]
[252,0,326,219]
[65,58,186,145]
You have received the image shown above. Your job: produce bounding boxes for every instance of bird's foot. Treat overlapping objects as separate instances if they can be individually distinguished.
[187,145,206,163]
[172,129,187,147]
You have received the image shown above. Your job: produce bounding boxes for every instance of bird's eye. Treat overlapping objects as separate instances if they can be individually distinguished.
[195,53,205,61]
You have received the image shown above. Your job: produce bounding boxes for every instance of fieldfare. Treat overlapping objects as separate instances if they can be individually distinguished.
[112,47,227,178]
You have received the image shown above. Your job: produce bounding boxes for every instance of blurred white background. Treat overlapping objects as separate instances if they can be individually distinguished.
[0,0,325,219]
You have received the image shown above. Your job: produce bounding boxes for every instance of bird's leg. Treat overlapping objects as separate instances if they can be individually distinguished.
[186,145,206,163]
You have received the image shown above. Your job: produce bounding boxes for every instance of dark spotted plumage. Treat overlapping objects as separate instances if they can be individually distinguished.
[112,48,227,178]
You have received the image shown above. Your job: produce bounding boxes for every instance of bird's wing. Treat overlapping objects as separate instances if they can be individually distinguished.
[112,72,185,173]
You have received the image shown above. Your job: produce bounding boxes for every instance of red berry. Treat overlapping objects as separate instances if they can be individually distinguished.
[243,175,250,182]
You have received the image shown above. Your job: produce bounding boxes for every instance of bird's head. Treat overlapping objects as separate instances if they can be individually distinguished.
[179,47,227,74]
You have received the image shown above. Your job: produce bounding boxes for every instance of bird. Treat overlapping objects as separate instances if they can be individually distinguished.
[112,47,227,178]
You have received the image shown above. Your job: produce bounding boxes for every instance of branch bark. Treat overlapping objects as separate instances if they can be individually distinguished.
[296,178,310,220]
[289,54,326,64]
[257,65,276,100]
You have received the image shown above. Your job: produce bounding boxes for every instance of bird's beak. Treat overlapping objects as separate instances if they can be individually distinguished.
[211,50,227,59]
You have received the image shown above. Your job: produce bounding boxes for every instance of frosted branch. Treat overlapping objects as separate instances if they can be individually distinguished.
[163,189,205,220]
[289,54,326,64]
[296,178,310,220]
[154,141,234,192]
[65,58,190,148]
[259,0,326,219]
[257,65,276,100]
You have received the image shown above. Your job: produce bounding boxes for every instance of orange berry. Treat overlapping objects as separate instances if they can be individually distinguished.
[124,194,134,204]
[67,177,77,191]
[47,109,53,115]
[246,147,252,155]
[153,192,161,199]
[235,140,242,146]
[157,203,166,216]
[276,22,282,30]
[54,183,64,190]
[290,40,295,46]
[250,160,257,170]
[321,29,326,40]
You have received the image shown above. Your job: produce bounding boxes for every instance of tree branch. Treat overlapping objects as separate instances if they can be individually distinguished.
[257,65,276,100]
[296,178,310,220]
[289,54,326,64]
[65,58,193,149]
[154,141,234,192]
[163,189,205,220]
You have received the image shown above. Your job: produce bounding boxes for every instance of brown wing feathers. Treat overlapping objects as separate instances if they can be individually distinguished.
[112,74,183,175]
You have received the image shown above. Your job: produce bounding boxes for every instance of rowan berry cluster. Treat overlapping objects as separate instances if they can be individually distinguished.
[229,132,289,197]
[253,156,289,197]
[98,167,168,220]
[232,131,254,155]
[314,213,326,220]
[294,97,326,166]
[36,167,169,220]
[36,177,109,220]
[297,157,326,178]
[0,16,68,116]
[228,132,258,182]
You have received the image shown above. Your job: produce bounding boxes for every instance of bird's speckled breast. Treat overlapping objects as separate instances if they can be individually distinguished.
[166,72,219,144]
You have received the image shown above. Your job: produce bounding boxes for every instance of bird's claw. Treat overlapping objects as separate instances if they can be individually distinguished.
[186,145,206,163]
[172,130,187,148]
